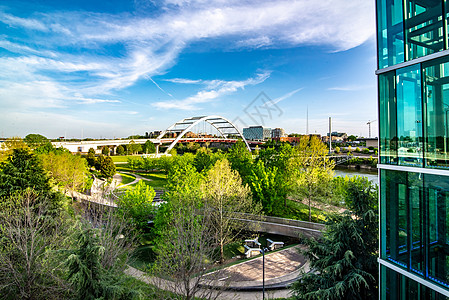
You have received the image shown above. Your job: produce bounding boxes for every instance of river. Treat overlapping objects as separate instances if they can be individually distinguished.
[333,168,379,185]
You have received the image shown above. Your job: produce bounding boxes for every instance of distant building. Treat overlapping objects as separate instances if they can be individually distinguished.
[357,137,378,148]
[243,126,271,141]
[272,136,301,144]
[322,132,347,143]
[271,128,286,139]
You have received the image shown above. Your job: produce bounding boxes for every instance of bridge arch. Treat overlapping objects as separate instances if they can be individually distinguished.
[156,115,251,154]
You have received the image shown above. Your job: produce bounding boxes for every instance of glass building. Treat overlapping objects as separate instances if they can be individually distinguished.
[242,126,271,141]
[377,0,449,298]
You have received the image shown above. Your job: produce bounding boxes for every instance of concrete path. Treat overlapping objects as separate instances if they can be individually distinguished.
[126,245,305,299]
[116,171,152,188]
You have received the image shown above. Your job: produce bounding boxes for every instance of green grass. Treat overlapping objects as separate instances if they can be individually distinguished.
[111,155,141,163]
[271,199,327,223]
[118,172,136,185]
[116,164,133,172]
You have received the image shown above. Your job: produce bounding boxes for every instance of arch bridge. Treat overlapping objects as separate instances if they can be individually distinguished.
[156,115,251,154]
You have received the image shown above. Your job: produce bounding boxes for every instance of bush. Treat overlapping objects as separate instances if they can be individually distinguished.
[355,147,361,152]
[362,148,370,154]
[334,146,340,154]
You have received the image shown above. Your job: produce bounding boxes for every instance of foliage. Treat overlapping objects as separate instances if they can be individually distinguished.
[66,226,139,300]
[143,140,156,154]
[24,133,50,149]
[102,146,110,156]
[86,148,96,167]
[0,190,71,299]
[290,136,334,222]
[227,139,253,184]
[101,156,116,178]
[40,151,90,193]
[201,159,260,263]
[247,160,286,215]
[334,146,340,153]
[0,136,29,162]
[117,180,155,231]
[347,135,357,141]
[116,145,125,155]
[291,180,378,300]
[127,140,142,155]
[95,154,105,171]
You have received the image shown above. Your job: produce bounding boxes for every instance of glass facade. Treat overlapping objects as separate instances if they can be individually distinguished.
[378,0,449,298]
[377,0,448,70]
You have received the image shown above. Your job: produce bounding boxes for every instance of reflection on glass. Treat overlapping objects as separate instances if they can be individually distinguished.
[380,71,398,164]
[397,65,423,166]
[377,0,405,69]
[404,0,444,60]
[424,57,449,168]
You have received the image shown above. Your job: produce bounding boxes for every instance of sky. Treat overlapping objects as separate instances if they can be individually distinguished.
[0,0,377,139]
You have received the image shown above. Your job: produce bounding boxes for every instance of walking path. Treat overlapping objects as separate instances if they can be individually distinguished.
[126,245,306,299]
[116,171,153,188]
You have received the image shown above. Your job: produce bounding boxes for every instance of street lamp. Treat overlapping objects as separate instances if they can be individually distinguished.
[258,247,269,300]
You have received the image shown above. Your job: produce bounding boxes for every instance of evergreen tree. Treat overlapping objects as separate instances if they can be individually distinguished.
[86,148,96,168]
[291,180,378,300]
[100,156,116,179]
[102,146,109,156]
[116,145,125,156]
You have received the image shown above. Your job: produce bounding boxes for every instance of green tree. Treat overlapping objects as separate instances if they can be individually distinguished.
[116,145,125,155]
[202,159,259,263]
[40,151,90,194]
[193,147,213,172]
[102,146,110,156]
[143,140,156,154]
[117,180,155,231]
[24,133,49,149]
[86,148,96,167]
[347,135,357,142]
[0,136,29,162]
[290,136,334,222]
[247,160,286,215]
[0,190,70,299]
[95,154,105,172]
[100,156,116,179]
[227,139,253,184]
[127,140,141,155]
[291,180,378,300]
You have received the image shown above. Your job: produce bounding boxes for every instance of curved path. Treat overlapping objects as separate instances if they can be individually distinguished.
[116,171,152,188]
[126,245,306,299]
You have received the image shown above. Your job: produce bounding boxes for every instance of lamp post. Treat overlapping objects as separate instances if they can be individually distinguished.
[258,247,269,300]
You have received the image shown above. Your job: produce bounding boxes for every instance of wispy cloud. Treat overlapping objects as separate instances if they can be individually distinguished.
[153,71,270,110]
[270,87,303,105]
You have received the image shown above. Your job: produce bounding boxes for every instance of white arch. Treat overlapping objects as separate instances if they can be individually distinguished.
[156,115,251,153]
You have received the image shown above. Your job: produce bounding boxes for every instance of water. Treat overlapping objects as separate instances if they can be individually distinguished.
[333,168,379,185]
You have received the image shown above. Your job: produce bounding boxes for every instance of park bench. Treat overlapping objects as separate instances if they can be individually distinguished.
[267,238,284,251]
[244,245,262,258]
[244,237,261,248]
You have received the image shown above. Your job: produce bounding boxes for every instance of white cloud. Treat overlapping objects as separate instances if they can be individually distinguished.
[0,12,47,31]
[152,71,270,110]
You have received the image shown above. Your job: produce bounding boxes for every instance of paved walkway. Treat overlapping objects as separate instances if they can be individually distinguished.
[126,245,306,299]
[116,171,152,188]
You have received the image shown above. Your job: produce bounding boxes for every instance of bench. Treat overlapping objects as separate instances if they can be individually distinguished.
[244,237,261,248]
[244,245,262,258]
[267,238,284,251]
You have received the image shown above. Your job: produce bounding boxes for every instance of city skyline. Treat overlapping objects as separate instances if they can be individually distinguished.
[0,0,377,139]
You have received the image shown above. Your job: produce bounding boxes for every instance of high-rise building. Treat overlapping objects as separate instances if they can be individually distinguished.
[242,126,271,141]
[377,0,449,298]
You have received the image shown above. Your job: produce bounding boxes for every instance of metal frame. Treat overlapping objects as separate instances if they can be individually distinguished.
[377,163,449,176]
[156,115,251,153]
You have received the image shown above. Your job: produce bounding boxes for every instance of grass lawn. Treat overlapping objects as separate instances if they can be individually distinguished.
[118,172,136,185]
[271,199,327,223]
[111,155,141,163]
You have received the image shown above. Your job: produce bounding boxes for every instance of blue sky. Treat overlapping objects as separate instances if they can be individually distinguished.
[0,0,377,139]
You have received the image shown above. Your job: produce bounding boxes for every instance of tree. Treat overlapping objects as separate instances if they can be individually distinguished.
[152,164,223,300]
[86,148,96,167]
[143,140,156,154]
[247,160,286,215]
[0,190,71,299]
[127,140,141,155]
[24,133,49,149]
[95,154,105,172]
[100,156,116,179]
[227,139,253,184]
[347,135,357,142]
[0,136,29,162]
[117,180,155,231]
[40,151,90,194]
[102,146,110,156]
[291,180,378,300]
[201,159,259,263]
[116,145,125,156]
[290,136,334,222]
[193,147,213,172]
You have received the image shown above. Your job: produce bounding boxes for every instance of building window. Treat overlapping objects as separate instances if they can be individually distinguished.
[381,169,449,290]
[380,71,398,164]
[423,56,449,168]
[397,64,423,167]
[404,0,444,61]
[377,0,405,69]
